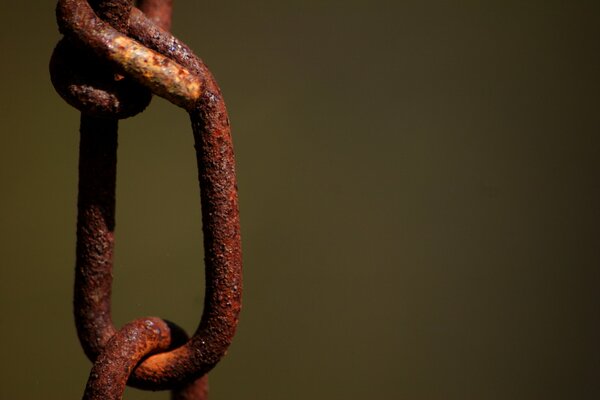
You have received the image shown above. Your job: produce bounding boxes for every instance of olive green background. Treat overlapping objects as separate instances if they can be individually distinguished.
[1,1,599,399]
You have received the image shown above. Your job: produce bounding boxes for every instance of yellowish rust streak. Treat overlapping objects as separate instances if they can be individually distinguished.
[110,37,202,109]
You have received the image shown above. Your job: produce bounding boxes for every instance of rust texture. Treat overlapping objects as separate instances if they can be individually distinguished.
[136,0,172,31]
[51,0,242,398]
[171,375,209,400]
[49,38,152,118]
[82,317,206,400]
[50,0,150,118]
[76,114,207,398]
[49,0,176,118]
[83,318,173,400]
[75,114,119,355]
[56,0,202,110]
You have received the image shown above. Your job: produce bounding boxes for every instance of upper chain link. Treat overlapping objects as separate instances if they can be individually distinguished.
[50,1,242,398]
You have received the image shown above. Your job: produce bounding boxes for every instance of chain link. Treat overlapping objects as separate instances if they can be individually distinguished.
[50,1,242,398]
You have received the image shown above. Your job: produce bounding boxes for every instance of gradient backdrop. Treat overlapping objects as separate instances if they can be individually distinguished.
[1,1,599,399]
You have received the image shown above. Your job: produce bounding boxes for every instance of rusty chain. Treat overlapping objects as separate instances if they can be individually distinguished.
[49,1,242,398]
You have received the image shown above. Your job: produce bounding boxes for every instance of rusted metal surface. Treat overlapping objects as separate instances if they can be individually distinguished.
[82,317,208,400]
[76,116,208,398]
[83,318,173,400]
[49,0,177,118]
[83,317,210,400]
[56,0,202,110]
[50,0,150,119]
[49,38,152,118]
[171,375,209,400]
[136,0,172,31]
[51,0,242,398]
[75,114,119,357]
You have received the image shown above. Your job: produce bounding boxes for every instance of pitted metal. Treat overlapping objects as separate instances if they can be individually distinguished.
[50,1,242,398]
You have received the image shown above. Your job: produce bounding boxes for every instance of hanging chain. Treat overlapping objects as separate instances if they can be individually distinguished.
[50,1,243,398]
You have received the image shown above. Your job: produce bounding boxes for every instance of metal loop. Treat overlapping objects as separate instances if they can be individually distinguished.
[50,38,152,119]
[53,0,243,392]
[56,0,203,110]
[83,318,173,400]
[82,317,206,400]
[50,1,152,118]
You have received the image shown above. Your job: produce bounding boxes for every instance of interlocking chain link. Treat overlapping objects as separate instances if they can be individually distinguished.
[50,1,242,398]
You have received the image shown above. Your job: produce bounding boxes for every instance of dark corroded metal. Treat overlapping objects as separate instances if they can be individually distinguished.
[52,0,242,397]
[83,318,173,400]
[76,113,208,398]
[75,114,118,354]
[49,0,175,118]
[49,37,152,118]
[136,0,172,31]
[171,375,209,400]
[56,0,201,110]
[72,0,164,363]
[70,2,210,398]
[50,0,149,119]
[83,317,209,400]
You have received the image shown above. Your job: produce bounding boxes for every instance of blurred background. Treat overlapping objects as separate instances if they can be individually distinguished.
[1,1,599,399]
